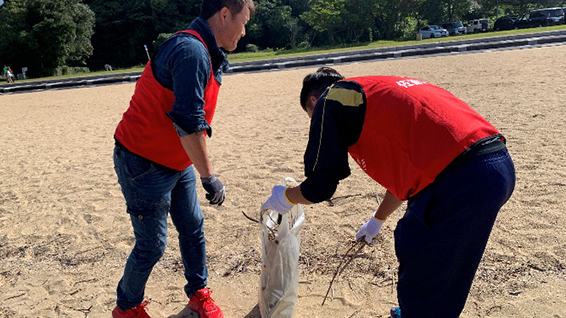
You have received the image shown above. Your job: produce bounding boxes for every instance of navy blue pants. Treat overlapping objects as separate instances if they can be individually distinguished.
[394,148,515,318]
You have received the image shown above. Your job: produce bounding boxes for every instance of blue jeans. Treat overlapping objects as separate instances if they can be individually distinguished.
[394,148,515,318]
[113,144,207,310]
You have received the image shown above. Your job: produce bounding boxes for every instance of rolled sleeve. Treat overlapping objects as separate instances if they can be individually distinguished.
[154,34,212,136]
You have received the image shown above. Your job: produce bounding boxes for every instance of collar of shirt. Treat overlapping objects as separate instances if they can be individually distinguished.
[188,17,229,75]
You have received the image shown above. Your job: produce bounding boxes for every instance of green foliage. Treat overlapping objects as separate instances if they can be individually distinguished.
[83,0,200,69]
[245,43,259,52]
[66,3,96,65]
[245,0,304,49]
[0,0,560,77]
[54,65,90,76]
[0,0,95,77]
[340,0,379,42]
[263,4,296,48]
[397,16,421,41]
[153,33,174,50]
[300,0,345,43]
[419,0,473,23]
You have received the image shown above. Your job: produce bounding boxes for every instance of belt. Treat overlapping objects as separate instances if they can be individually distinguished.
[443,134,507,174]
[459,134,506,159]
[428,134,507,192]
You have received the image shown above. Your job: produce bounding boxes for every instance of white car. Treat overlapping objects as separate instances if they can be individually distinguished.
[418,25,449,39]
[466,19,490,33]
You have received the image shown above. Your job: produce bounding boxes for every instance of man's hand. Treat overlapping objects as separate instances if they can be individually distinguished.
[201,174,225,206]
[355,214,384,244]
[261,185,296,215]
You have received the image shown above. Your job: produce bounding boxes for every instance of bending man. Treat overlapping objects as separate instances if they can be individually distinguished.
[262,67,515,318]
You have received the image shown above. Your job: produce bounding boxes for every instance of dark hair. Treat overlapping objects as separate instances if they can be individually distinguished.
[300,67,344,110]
[200,0,256,20]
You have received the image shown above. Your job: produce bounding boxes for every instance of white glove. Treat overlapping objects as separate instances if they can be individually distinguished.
[355,214,384,244]
[261,185,296,215]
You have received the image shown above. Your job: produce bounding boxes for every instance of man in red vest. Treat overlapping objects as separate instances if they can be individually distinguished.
[112,1,254,317]
[262,67,515,318]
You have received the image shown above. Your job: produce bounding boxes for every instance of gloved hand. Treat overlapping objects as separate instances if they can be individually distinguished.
[261,185,296,215]
[355,213,385,244]
[201,174,225,206]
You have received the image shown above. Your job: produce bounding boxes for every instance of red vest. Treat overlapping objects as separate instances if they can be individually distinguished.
[114,30,220,171]
[347,76,499,200]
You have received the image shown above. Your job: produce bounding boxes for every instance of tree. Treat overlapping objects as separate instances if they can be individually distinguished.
[284,16,301,48]
[64,2,96,66]
[0,0,95,77]
[300,0,345,44]
[371,0,412,40]
[84,0,201,70]
[341,0,379,42]
[265,5,301,48]
[0,0,545,76]
[242,0,304,50]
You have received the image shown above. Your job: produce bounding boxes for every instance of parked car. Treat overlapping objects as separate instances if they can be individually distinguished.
[441,21,467,35]
[493,16,517,31]
[514,8,565,29]
[466,19,490,33]
[418,25,449,39]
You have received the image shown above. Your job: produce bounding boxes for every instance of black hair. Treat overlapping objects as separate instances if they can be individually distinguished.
[200,0,256,20]
[300,67,345,110]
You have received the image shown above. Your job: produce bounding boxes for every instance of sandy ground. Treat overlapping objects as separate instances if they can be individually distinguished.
[1,44,565,318]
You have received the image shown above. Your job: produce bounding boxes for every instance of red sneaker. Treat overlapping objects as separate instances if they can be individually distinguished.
[112,301,151,318]
[188,288,224,318]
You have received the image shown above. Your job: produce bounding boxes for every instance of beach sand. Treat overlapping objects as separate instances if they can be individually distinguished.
[0,45,565,318]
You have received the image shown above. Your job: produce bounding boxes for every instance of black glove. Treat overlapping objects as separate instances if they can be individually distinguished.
[201,174,225,206]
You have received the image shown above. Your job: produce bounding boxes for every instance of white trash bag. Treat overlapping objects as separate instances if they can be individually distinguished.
[259,177,305,318]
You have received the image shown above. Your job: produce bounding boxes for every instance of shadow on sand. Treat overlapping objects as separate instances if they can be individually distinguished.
[243,304,261,318]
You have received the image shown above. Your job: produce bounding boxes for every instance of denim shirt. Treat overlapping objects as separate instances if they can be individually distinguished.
[153,17,229,137]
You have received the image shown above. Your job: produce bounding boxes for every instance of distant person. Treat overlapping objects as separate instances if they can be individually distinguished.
[7,66,15,83]
[4,65,14,83]
[112,0,255,317]
[262,67,516,318]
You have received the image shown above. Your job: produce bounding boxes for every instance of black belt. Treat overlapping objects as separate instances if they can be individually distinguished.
[459,134,506,159]
[429,134,507,189]
[442,134,507,174]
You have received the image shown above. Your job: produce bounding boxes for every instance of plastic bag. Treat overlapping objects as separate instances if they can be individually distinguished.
[259,177,305,318]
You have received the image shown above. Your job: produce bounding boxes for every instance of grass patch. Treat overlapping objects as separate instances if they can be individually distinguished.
[0,67,146,85]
